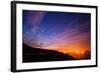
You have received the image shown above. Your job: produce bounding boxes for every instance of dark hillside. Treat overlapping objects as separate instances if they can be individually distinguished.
[23,44,76,63]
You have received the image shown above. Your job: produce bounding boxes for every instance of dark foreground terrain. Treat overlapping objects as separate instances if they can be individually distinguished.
[23,44,76,63]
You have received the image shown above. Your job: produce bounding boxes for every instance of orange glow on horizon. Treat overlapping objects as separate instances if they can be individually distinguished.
[57,48,90,59]
[56,41,90,59]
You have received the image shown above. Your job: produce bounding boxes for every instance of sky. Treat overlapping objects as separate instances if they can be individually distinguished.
[23,10,91,59]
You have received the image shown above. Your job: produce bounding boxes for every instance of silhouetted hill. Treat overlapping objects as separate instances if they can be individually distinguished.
[23,44,76,63]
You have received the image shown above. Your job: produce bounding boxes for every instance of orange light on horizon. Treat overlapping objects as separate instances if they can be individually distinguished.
[57,46,90,59]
